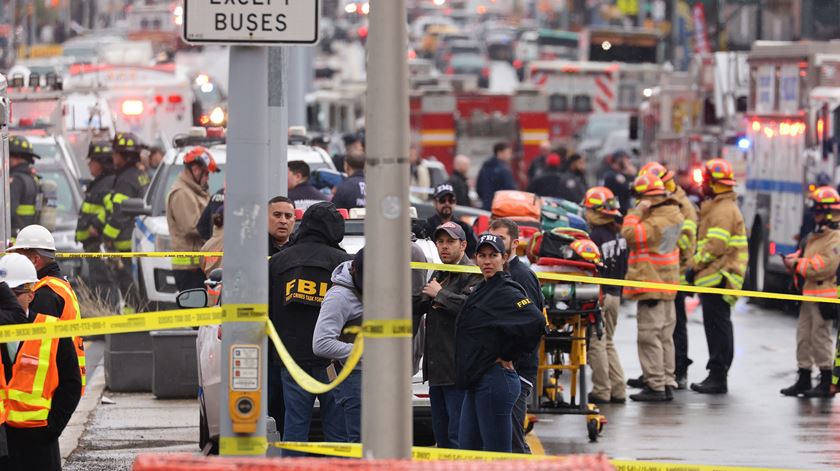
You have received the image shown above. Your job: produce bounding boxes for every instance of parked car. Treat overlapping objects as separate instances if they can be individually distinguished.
[124,128,336,308]
[179,211,438,454]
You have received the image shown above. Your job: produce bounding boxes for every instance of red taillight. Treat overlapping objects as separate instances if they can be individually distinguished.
[446,66,454,74]
[155,95,164,105]
[513,59,523,69]
[769,242,777,256]
[168,94,183,104]
[481,67,489,78]
[357,26,368,39]
[121,99,144,116]
[199,114,210,125]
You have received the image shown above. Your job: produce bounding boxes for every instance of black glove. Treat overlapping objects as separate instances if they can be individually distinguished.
[684,269,696,285]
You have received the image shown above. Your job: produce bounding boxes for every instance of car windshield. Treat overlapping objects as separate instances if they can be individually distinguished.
[450,54,484,68]
[36,169,78,226]
[582,116,628,140]
[31,141,62,162]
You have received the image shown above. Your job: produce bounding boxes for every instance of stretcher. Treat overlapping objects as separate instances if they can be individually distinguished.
[530,256,607,442]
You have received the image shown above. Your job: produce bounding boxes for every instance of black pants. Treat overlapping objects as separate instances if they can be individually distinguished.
[267,360,286,436]
[699,293,734,376]
[4,427,61,471]
[511,379,532,454]
[174,268,207,292]
[673,291,693,377]
[113,257,141,309]
[85,254,120,310]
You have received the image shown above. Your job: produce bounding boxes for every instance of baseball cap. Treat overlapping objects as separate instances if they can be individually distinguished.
[434,221,466,241]
[433,183,456,201]
[476,233,506,254]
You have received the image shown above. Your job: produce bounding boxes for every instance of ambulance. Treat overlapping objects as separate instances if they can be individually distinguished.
[741,41,840,292]
[63,63,194,148]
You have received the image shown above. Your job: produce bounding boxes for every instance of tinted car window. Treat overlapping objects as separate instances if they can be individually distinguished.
[37,169,78,225]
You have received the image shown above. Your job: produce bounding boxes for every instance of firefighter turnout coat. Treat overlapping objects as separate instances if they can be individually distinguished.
[75,173,116,249]
[9,162,39,235]
[673,185,698,280]
[795,227,840,299]
[692,191,748,302]
[166,170,210,271]
[104,166,150,252]
[621,196,684,301]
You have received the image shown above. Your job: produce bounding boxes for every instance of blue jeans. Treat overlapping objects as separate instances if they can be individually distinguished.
[429,385,465,449]
[459,364,521,452]
[281,365,347,456]
[334,369,362,442]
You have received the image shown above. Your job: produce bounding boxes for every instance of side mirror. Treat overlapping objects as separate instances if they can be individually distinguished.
[176,288,209,309]
[122,198,151,217]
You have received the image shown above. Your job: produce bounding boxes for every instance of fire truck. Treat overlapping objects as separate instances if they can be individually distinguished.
[0,74,10,248]
[527,60,663,145]
[741,41,840,292]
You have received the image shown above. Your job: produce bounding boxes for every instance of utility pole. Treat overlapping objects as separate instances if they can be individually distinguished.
[268,47,289,198]
[0,78,9,249]
[219,45,269,456]
[286,47,312,127]
[362,0,412,459]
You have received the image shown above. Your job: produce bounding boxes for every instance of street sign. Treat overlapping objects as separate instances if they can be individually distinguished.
[183,0,319,45]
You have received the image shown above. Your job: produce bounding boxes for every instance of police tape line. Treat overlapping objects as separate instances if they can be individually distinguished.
[410,261,840,305]
[0,305,266,344]
[49,251,840,305]
[271,442,796,469]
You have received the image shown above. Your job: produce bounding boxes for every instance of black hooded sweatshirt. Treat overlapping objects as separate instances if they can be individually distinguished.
[269,202,353,367]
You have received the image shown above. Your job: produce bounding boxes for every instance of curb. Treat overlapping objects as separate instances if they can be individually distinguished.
[61,360,107,461]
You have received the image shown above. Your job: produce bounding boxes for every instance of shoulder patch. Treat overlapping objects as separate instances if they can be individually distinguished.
[516,298,533,309]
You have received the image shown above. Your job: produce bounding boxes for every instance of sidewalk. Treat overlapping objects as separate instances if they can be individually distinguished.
[63,364,200,471]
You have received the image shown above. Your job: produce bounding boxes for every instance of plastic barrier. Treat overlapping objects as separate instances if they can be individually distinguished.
[132,453,616,470]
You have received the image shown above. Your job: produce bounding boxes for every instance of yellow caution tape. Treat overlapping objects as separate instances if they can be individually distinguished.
[223,304,269,323]
[273,442,799,469]
[362,319,413,338]
[266,320,363,395]
[0,307,231,343]
[219,436,268,456]
[48,251,838,305]
[411,261,840,305]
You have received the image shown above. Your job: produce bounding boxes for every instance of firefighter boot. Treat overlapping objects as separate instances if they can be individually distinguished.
[690,371,728,394]
[780,369,812,397]
[803,370,835,398]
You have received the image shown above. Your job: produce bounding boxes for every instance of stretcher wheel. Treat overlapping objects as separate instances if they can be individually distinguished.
[524,414,538,435]
[587,418,599,442]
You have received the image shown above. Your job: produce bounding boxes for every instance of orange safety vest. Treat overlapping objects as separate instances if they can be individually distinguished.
[6,314,60,428]
[0,359,7,426]
[34,276,86,394]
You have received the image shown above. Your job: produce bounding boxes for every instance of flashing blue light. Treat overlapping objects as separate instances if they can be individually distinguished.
[737,137,751,150]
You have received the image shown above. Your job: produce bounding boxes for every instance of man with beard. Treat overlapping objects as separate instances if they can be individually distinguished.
[423,184,477,258]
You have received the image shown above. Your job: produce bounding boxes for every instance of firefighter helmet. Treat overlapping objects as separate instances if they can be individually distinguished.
[582,186,620,215]
[570,239,602,265]
[88,140,114,163]
[8,135,40,160]
[632,173,666,196]
[184,146,220,173]
[810,186,840,212]
[113,132,143,155]
[703,159,736,186]
[639,161,674,182]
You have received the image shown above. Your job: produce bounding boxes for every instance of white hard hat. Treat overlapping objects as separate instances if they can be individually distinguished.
[0,253,39,289]
[8,225,56,252]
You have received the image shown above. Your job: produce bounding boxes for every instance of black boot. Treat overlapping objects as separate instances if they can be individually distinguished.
[675,373,688,390]
[803,370,834,398]
[780,369,812,397]
[629,385,672,402]
[690,372,728,394]
[627,375,645,389]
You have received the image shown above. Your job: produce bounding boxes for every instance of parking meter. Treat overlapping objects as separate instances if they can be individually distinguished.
[228,344,261,433]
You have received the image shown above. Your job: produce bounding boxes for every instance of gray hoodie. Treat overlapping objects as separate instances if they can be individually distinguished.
[313,261,363,362]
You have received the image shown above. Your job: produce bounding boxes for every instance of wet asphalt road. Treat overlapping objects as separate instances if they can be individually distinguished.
[533,298,840,470]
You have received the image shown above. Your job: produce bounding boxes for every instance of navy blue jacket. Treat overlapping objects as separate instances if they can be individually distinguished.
[508,256,545,384]
[476,157,516,210]
[289,182,327,210]
[332,172,366,210]
[455,272,545,389]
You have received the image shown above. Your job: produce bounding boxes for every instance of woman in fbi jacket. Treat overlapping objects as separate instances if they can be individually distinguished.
[455,233,545,452]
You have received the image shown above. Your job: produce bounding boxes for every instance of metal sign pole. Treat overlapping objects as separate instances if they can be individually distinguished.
[268,47,289,198]
[0,77,9,249]
[219,45,270,456]
[362,0,412,459]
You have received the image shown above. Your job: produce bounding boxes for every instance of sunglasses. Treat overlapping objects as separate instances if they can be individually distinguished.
[12,283,35,295]
[437,196,456,204]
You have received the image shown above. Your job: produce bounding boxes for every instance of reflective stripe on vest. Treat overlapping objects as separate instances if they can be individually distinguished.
[15,204,36,216]
[0,359,6,425]
[172,256,202,267]
[34,277,87,393]
[6,315,60,428]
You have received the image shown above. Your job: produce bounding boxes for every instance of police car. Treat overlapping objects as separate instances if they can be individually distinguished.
[124,128,337,307]
[178,208,438,454]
